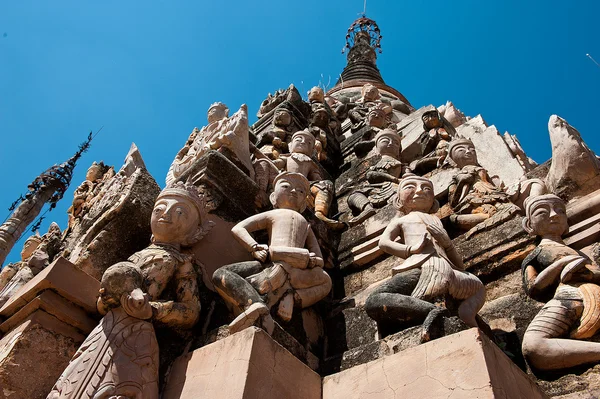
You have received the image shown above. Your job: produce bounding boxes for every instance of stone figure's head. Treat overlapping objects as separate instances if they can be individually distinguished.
[289,130,316,156]
[207,102,229,124]
[367,106,388,129]
[448,138,478,168]
[435,140,449,158]
[374,128,402,159]
[20,233,42,261]
[273,108,292,127]
[270,172,310,213]
[361,84,381,102]
[422,110,443,130]
[522,194,568,238]
[86,161,107,182]
[395,174,439,214]
[151,182,214,247]
[308,86,325,103]
[311,106,330,129]
[98,261,152,319]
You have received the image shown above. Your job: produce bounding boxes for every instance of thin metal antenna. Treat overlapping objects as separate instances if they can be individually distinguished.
[363,0,367,16]
[586,54,600,69]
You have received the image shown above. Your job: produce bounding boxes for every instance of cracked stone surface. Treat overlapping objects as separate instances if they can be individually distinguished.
[323,328,548,399]
[163,327,321,399]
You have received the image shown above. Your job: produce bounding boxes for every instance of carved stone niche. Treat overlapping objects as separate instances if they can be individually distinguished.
[0,257,100,399]
[61,144,161,281]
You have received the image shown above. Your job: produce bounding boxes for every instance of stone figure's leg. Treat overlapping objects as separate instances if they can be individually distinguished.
[449,271,485,327]
[347,192,376,226]
[449,213,489,231]
[311,182,345,230]
[522,299,600,370]
[212,261,274,334]
[287,267,332,308]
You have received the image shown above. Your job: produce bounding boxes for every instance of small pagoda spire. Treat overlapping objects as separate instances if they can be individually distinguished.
[0,132,93,266]
[337,16,385,85]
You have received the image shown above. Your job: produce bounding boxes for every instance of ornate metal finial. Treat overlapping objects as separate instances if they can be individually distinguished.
[341,16,383,57]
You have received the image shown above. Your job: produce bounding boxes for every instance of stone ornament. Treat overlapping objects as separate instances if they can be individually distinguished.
[212,172,332,334]
[0,222,61,307]
[167,103,254,185]
[365,175,485,340]
[48,262,159,399]
[521,194,600,371]
[347,128,404,226]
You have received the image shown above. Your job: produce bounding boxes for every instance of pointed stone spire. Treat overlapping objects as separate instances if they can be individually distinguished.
[337,16,385,85]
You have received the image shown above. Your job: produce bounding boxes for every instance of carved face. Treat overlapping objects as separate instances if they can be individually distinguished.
[398,178,435,213]
[308,87,324,103]
[526,199,568,238]
[375,134,401,158]
[151,195,200,245]
[86,164,103,181]
[311,109,329,128]
[20,237,41,261]
[367,110,386,129]
[274,109,292,127]
[362,84,380,102]
[289,133,315,155]
[270,178,307,212]
[450,143,478,168]
[207,105,228,124]
[422,112,442,129]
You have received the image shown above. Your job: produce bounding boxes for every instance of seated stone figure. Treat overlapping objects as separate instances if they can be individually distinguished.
[116,182,213,329]
[419,110,451,158]
[212,172,332,334]
[347,128,404,226]
[521,194,600,371]
[259,107,298,159]
[349,83,391,132]
[67,161,114,231]
[365,175,485,340]
[48,262,159,399]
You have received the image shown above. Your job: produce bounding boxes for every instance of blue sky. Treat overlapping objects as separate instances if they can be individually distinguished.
[1,1,599,264]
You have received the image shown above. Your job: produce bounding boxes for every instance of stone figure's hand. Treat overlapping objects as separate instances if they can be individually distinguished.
[252,244,269,262]
[426,224,452,248]
[409,234,429,254]
[308,253,324,268]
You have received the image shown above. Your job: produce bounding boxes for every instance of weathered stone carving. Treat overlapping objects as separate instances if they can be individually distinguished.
[365,175,485,340]
[546,115,600,197]
[258,107,298,159]
[167,103,254,185]
[66,161,115,231]
[0,223,61,307]
[48,262,159,399]
[348,84,390,132]
[0,232,42,292]
[437,101,467,128]
[347,128,404,226]
[257,84,304,119]
[420,110,451,159]
[212,172,332,334]
[521,194,600,371]
[123,182,211,329]
[270,130,344,229]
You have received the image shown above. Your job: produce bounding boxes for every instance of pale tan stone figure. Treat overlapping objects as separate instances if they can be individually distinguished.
[0,223,61,307]
[48,262,159,399]
[521,194,600,371]
[166,103,254,185]
[365,175,485,339]
[260,107,298,160]
[348,83,391,131]
[213,172,332,334]
[117,182,213,329]
[347,128,404,226]
[271,130,344,229]
[0,232,42,292]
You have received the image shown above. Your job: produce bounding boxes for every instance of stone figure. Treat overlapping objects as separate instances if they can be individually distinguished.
[347,128,404,226]
[0,232,42,292]
[545,115,600,196]
[0,223,61,307]
[349,83,390,131]
[408,140,449,176]
[365,175,485,340]
[121,182,212,329]
[521,194,600,371]
[270,130,344,229]
[48,262,159,399]
[309,104,332,162]
[308,86,343,135]
[67,161,114,231]
[166,103,254,185]
[259,107,298,159]
[420,110,451,158]
[212,172,332,334]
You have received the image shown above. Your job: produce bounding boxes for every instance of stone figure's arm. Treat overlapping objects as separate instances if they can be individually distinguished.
[366,170,400,184]
[523,255,577,297]
[425,224,464,271]
[272,158,286,171]
[306,226,324,268]
[379,219,426,258]
[150,258,200,329]
[231,214,271,253]
[307,166,324,182]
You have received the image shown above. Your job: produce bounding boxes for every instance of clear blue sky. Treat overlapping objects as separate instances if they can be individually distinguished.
[1,1,599,264]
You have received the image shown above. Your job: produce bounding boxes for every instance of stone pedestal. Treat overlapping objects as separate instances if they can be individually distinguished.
[163,327,321,399]
[323,328,548,399]
[0,257,99,399]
